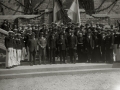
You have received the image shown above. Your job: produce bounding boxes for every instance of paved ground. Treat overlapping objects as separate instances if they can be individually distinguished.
[0,63,112,70]
[0,71,120,90]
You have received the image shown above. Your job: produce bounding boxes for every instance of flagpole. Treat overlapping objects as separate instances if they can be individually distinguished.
[53,0,54,22]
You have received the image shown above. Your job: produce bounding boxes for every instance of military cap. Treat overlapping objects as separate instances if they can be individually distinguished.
[85,24,89,26]
[57,25,61,28]
[28,24,31,26]
[35,24,39,27]
[101,31,105,34]
[49,26,52,29]
[22,25,25,27]
[94,30,98,33]
[51,22,55,24]
[17,33,21,36]
[8,31,13,33]
[80,25,84,28]
[42,23,46,26]
[62,26,67,29]
[76,26,80,29]
[28,28,32,30]
[61,23,64,26]
[13,28,18,31]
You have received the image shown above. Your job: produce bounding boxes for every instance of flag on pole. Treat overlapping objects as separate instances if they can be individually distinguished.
[53,0,63,23]
[67,0,81,25]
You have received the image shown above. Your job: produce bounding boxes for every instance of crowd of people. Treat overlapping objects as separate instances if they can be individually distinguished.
[3,19,120,69]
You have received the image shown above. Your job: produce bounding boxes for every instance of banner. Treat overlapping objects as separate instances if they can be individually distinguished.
[53,0,63,23]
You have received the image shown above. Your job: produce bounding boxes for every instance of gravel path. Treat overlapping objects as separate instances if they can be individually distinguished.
[0,71,120,90]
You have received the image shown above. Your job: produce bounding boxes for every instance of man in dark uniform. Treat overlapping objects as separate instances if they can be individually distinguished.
[27,33,38,65]
[100,32,106,62]
[105,30,114,63]
[113,30,120,61]
[84,32,94,63]
[92,30,101,62]
[48,33,57,64]
[67,30,77,64]
[5,31,14,69]
[58,33,67,64]
[25,27,33,61]
[77,32,85,62]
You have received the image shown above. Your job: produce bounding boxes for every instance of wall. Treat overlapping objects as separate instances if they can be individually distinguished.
[1,0,24,15]
[94,0,120,14]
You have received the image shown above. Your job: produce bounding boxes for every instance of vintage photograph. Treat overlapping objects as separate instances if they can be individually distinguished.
[0,0,120,90]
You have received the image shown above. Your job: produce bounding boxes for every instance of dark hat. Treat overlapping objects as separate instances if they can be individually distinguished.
[85,24,89,26]
[8,31,13,34]
[17,33,21,36]
[42,23,46,26]
[80,25,84,28]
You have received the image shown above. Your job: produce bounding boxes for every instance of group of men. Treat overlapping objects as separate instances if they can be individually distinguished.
[4,21,120,69]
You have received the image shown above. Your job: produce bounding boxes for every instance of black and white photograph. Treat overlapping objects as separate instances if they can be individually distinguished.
[0,0,120,90]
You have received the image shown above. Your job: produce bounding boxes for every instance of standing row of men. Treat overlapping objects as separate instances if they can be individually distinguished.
[4,22,120,68]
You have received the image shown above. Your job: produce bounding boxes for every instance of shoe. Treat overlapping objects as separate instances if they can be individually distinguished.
[6,67,11,69]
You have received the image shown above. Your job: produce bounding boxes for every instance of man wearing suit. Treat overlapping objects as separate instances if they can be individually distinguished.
[58,33,67,64]
[27,33,37,65]
[38,32,47,65]
[105,30,114,63]
[67,31,77,64]
[84,32,94,63]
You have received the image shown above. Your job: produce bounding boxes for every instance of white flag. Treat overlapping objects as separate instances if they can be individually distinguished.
[67,0,81,25]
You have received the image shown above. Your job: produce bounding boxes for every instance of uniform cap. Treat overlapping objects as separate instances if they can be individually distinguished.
[8,31,13,33]
[42,23,46,26]
[28,24,31,26]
